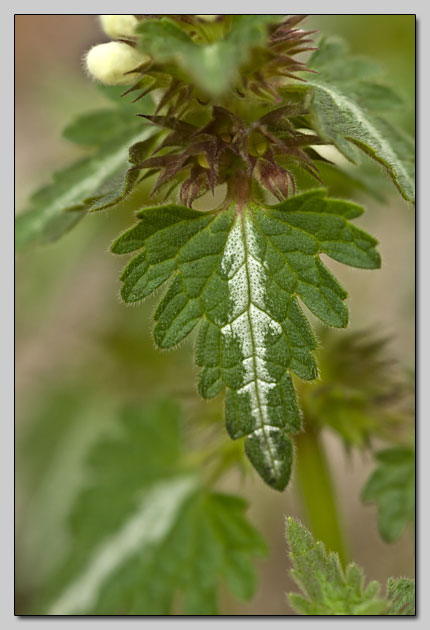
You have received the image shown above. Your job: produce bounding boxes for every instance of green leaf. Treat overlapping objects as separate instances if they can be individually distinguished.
[41,399,266,615]
[387,577,415,615]
[361,445,415,542]
[136,16,278,97]
[307,37,415,202]
[15,104,157,250]
[286,517,388,615]
[112,189,380,490]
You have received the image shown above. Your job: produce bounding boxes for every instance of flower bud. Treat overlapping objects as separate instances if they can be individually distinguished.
[195,15,220,22]
[99,15,139,39]
[197,154,211,169]
[85,42,148,85]
[248,131,268,157]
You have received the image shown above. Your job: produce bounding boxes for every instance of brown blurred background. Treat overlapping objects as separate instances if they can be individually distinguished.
[15,15,415,615]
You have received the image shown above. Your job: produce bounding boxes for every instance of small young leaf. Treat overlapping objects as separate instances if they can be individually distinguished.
[387,577,415,615]
[286,517,388,615]
[113,189,380,490]
[307,37,415,202]
[39,399,266,615]
[361,445,415,542]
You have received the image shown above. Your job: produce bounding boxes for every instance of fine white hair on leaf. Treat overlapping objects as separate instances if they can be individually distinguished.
[312,82,413,196]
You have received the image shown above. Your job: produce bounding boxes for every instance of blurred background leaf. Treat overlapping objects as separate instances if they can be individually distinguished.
[361,445,415,543]
[297,327,415,450]
[15,88,157,250]
[22,399,267,615]
[136,15,279,98]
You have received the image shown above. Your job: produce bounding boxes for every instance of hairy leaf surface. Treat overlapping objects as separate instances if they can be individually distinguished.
[41,400,266,615]
[361,445,415,542]
[307,37,415,202]
[286,517,389,615]
[113,189,380,490]
[387,577,415,615]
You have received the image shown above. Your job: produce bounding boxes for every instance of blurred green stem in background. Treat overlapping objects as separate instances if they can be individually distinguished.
[295,427,347,566]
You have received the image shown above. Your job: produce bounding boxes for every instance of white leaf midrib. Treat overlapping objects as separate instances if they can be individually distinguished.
[220,212,283,478]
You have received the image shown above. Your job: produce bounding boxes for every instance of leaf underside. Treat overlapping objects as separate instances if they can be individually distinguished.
[307,37,415,203]
[113,189,380,490]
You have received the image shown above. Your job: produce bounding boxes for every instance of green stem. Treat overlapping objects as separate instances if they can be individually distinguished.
[295,426,348,566]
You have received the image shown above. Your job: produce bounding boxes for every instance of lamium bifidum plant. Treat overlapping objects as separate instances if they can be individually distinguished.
[16,14,415,616]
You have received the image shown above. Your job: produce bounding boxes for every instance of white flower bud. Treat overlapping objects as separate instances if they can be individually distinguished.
[99,15,139,39]
[85,42,148,86]
[196,15,220,22]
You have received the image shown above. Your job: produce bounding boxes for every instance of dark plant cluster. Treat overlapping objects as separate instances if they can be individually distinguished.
[123,15,322,206]
[136,104,323,206]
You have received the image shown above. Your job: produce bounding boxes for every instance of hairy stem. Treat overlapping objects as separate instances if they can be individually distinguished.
[226,169,252,209]
[295,426,347,565]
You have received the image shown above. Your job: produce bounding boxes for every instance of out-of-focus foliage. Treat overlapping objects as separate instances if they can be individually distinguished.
[26,400,266,615]
[361,445,415,542]
[297,328,415,449]
[307,15,415,136]
[29,399,266,615]
[136,15,279,98]
[15,88,157,250]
